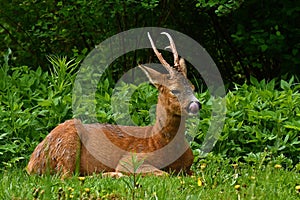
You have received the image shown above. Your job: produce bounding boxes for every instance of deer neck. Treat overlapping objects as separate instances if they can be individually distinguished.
[152,100,186,141]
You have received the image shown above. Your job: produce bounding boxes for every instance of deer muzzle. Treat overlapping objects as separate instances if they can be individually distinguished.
[187,101,201,115]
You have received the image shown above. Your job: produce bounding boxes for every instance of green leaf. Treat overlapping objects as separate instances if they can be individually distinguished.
[292,49,298,56]
[260,44,268,52]
[283,124,300,131]
[276,31,281,36]
[280,80,290,90]
[250,76,259,87]
[266,79,275,90]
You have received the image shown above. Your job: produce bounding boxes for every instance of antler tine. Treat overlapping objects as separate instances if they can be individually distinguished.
[160,32,179,68]
[147,32,174,76]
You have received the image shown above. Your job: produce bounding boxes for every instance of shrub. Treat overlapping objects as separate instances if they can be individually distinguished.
[0,55,299,168]
[0,55,77,167]
[193,77,300,164]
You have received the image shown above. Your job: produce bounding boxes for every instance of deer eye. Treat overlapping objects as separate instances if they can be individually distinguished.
[171,89,180,95]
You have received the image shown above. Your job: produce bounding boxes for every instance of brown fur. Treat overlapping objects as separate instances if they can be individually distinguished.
[27,32,199,177]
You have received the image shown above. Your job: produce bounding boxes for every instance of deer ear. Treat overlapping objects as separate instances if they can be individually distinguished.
[179,58,187,77]
[138,65,162,86]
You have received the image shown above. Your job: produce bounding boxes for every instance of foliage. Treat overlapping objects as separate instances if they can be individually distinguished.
[1,0,298,84]
[0,56,299,169]
[0,57,300,199]
[110,82,158,126]
[0,55,77,167]
[196,0,300,82]
[196,0,243,16]
[193,76,300,164]
[0,0,163,71]
[0,55,158,167]
[1,155,300,199]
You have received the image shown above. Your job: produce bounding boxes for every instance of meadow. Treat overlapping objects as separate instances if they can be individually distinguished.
[0,156,300,200]
[1,155,300,199]
[0,56,300,199]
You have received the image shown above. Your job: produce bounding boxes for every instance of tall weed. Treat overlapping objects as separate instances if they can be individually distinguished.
[0,55,78,168]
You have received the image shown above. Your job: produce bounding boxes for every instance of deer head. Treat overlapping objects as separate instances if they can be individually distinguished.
[139,32,200,117]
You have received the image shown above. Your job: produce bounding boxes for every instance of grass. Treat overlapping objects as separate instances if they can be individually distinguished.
[1,158,299,200]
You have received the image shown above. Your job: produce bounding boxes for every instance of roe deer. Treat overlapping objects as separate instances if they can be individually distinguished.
[27,32,201,177]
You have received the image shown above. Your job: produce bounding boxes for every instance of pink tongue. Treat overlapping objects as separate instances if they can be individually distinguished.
[189,102,199,114]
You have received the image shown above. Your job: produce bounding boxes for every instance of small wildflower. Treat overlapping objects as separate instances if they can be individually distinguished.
[69,194,74,198]
[274,164,282,169]
[180,180,185,185]
[135,182,141,188]
[200,163,207,170]
[232,164,238,169]
[197,178,203,186]
[295,185,300,193]
[212,181,217,189]
[58,187,64,198]
[234,184,241,190]
[84,188,90,193]
[78,176,86,185]
[32,188,39,198]
[68,187,74,192]
[250,176,256,180]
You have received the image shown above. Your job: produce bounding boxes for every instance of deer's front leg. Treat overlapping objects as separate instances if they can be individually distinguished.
[102,171,125,178]
[115,154,168,176]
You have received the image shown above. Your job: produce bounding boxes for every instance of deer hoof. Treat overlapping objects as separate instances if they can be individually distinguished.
[151,170,169,177]
[102,172,124,178]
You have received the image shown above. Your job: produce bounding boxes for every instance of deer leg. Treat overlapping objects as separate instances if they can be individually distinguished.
[102,172,125,178]
[115,154,168,176]
[101,154,167,178]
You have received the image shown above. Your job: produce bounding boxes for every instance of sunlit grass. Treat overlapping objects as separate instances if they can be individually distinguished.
[1,158,299,200]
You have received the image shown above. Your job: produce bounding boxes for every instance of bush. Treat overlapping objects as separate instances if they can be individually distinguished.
[0,55,77,167]
[0,55,299,168]
[193,77,300,164]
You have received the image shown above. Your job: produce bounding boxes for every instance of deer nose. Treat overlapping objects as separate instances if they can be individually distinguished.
[188,101,201,115]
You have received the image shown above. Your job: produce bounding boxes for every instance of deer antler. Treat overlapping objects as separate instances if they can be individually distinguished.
[147,32,174,77]
[148,32,186,77]
[161,32,179,68]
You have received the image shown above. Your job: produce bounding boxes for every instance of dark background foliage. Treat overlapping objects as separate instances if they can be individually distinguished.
[0,1,299,168]
[1,0,299,84]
